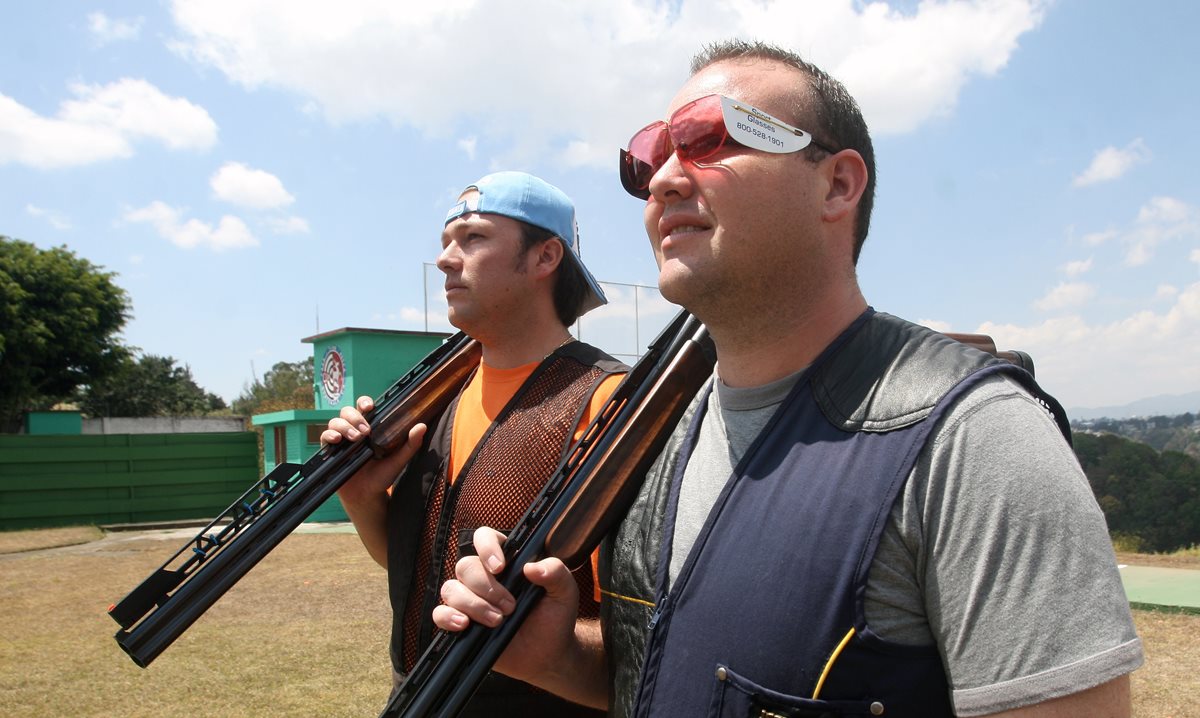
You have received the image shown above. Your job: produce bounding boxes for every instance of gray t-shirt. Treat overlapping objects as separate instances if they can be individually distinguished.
[670,368,1143,716]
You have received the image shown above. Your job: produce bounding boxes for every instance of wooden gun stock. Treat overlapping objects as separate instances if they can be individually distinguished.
[945,332,1036,376]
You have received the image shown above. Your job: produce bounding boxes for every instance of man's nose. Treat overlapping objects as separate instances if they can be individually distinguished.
[648,150,694,203]
[436,243,459,273]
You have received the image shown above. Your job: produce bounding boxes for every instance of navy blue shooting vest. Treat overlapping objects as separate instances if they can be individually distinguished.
[601,310,1069,718]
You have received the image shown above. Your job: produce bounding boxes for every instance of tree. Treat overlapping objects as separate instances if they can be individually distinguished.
[0,236,130,431]
[231,359,315,416]
[1074,431,1200,553]
[76,353,227,417]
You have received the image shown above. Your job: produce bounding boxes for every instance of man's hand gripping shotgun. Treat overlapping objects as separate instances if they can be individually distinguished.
[107,331,482,668]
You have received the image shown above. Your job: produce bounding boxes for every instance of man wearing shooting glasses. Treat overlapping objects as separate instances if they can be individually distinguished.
[322,171,623,716]
[435,41,1143,717]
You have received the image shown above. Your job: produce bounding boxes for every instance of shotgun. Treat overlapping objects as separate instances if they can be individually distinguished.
[380,309,715,718]
[108,331,482,668]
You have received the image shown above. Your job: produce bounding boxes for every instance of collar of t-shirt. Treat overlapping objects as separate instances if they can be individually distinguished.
[448,359,539,483]
[713,364,806,412]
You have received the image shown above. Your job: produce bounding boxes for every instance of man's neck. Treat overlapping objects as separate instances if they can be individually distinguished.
[705,286,868,389]
[475,320,574,370]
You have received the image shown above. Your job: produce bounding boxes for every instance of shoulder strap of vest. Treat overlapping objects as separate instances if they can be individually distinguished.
[559,339,629,376]
[811,311,1008,433]
[558,341,629,452]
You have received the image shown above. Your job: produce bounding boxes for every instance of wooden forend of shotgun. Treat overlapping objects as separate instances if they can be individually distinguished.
[945,332,1036,377]
[545,322,714,569]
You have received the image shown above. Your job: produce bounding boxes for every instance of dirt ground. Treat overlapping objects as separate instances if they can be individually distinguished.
[0,526,1195,716]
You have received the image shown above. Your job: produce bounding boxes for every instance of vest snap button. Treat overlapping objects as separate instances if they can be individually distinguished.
[870,701,885,715]
[715,666,727,681]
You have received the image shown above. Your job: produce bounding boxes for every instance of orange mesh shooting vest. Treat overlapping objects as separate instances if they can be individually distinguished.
[387,341,625,673]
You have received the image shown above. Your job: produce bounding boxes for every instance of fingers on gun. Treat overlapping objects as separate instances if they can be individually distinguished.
[438,573,511,629]
[434,528,513,630]
[321,399,375,447]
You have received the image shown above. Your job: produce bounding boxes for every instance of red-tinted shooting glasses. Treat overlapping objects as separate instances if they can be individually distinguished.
[619,93,836,200]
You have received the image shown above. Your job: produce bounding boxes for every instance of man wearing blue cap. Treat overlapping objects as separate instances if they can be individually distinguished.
[323,171,623,716]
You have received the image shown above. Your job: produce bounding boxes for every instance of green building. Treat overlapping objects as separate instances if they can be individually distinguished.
[252,327,451,522]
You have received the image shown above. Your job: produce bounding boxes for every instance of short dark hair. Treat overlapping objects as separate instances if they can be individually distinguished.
[518,222,588,326]
[691,39,877,263]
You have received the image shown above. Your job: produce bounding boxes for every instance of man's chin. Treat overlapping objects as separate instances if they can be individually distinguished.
[657,266,698,306]
[444,307,467,330]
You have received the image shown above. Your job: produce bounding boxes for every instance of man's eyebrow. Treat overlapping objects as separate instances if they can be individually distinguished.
[442,214,491,239]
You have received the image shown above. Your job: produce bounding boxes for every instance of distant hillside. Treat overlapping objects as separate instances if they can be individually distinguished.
[1075,418,1200,461]
[1068,390,1200,421]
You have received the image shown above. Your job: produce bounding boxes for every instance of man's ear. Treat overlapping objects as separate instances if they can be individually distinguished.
[531,236,565,280]
[822,150,869,224]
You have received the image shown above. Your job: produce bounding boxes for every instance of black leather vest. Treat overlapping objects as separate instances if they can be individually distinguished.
[601,310,1068,717]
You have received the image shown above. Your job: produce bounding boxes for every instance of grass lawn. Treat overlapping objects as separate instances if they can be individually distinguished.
[0,527,1195,716]
[0,527,392,717]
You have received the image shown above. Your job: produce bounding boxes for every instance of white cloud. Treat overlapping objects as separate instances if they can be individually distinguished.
[0,79,217,169]
[458,136,477,161]
[1137,196,1190,224]
[264,215,310,234]
[168,0,1045,167]
[1081,229,1118,246]
[977,281,1200,409]
[62,79,218,150]
[1077,197,1198,267]
[88,12,144,45]
[25,204,72,230]
[399,307,425,323]
[1034,281,1095,311]
[1062,258,1092,277]
[210,161,295,208]
[1071,138,1151,187]
[1155,284,1178,302]
[0,94,132,167]
[1123,196,1197,266]
[1192,248,1200,267]
[917,318,952,333]
[124,201,258,251]
[820,0,1045,134]
[374,307,428,326]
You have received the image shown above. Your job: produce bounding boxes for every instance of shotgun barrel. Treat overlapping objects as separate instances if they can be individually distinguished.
[108,332,481,668]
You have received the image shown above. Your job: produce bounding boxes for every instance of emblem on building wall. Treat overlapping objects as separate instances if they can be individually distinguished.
[321,346,346,405]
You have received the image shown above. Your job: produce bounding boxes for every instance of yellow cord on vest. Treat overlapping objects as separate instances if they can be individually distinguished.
[812,627,857,699]
[599,588,656,608]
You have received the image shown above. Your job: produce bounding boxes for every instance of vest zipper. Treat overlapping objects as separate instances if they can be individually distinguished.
[646,598,666,630]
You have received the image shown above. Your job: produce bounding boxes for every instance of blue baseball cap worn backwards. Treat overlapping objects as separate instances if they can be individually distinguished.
[445,171,608,315]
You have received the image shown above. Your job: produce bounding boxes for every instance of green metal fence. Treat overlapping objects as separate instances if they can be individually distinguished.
[0,432,259,530]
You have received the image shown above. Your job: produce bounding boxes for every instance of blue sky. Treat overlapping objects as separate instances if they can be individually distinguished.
[3,0,1197,413]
